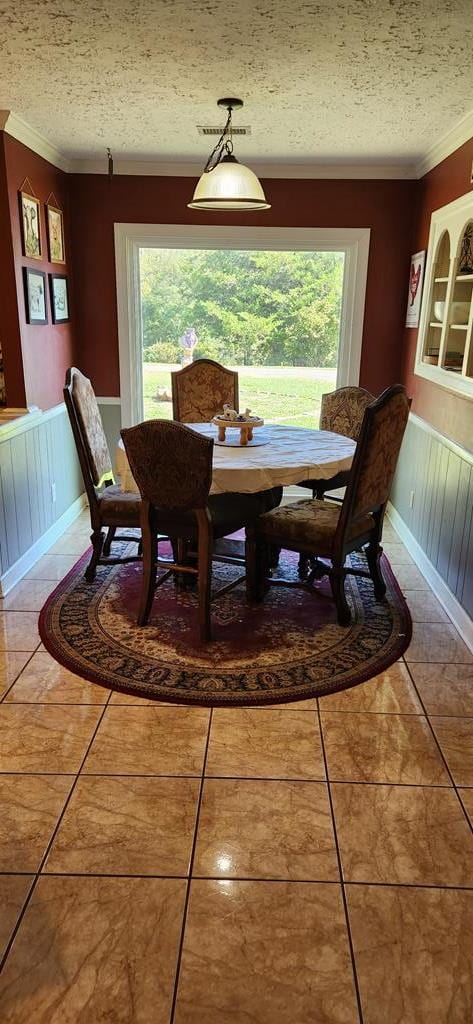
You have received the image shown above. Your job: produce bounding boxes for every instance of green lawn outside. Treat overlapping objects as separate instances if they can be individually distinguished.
[143,364,337,429]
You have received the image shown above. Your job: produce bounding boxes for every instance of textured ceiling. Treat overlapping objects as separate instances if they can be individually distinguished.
[0,0,472,165]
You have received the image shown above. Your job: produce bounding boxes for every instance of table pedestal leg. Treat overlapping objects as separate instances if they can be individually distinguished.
[247,427,254,441]
[218,424,226,442]
[240,427,249,446]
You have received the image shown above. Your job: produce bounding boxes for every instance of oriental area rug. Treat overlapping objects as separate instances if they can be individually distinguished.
[39,544,411,707]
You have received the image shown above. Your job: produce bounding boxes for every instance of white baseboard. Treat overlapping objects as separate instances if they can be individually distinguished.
[387,501,473,654]
[0,493,87,596]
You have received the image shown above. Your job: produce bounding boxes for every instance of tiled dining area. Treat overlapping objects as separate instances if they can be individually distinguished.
[0,509,472,1023]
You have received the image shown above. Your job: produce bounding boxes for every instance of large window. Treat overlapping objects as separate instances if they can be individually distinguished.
[140,247,344,427]
[114,224,370,427]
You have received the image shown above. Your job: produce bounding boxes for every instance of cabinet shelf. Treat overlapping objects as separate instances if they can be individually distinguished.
[416,190,473,399]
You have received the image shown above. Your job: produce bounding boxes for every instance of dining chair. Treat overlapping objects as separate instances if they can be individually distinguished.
[64,367,142,581]
[246,384,410,625]
[299,385,375,500]
[121,419,278,642]
[171,358,239,423]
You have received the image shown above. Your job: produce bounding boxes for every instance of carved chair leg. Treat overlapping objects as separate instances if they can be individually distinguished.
[138,524,157,626]
[85,529,105,582]
[198,528,212,643]
[102,526,116,557]
[366,541,387,599]
[329,562,351,626]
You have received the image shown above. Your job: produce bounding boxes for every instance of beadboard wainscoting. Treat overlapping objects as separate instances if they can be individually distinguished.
[389,412,473,650]
[0,405,84,594]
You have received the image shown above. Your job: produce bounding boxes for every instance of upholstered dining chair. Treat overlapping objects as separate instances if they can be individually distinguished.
[121,419,277,642]
[299,385,375,500]
[64,367,141,582]
[246,384,410,626]
[171,358,239,423]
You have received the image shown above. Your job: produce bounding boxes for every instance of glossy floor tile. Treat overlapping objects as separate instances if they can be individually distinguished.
[1,511,472,1023]
[405,622,473,664]
[174,880,359,1024]
[83,706,210,776]
[430,716,473,786]
[0,612,40,652]
[0,774,72,872]
[320,711,449,785]
[45,775,199,875]
[409,663,473,716]
[319,661,421,714]
[347,884,473,1024]
[0,704,102,773]
[194,779,338,881]
[5,650,110,704]
[206,708,325,780]
[0,876,186,1023]
[0,652,32,699]
[390,564,431,590]
[402,589,449,622]
[332,782,473,886]
[0,581,57,613]
[459,787,473,824]
[0,876,33,959]
[24,553,78,581]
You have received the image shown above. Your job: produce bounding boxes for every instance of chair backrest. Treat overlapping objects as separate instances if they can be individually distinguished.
[338,385,410,538]
[171,358,239,423]
[320,386,375,441]
[121,419,213,510]
[64,368,113,504]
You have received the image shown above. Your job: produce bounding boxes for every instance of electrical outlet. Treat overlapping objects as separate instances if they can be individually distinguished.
[409,490,415,508]
[51,482,56,503]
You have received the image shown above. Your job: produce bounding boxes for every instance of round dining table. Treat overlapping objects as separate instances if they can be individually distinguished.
[116,423,356,495]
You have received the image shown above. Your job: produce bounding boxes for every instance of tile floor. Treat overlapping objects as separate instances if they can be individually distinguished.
[0,510,472,1023]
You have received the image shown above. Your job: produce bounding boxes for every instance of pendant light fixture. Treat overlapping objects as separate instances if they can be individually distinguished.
[188,98,270,212]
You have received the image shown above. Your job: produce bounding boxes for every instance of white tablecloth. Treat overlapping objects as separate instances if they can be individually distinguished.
[116,423,356,496]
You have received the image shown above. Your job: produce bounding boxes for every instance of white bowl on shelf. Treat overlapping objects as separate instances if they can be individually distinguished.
[451,302,470,325]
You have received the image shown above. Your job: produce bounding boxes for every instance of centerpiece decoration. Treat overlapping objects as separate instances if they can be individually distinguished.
[212,405,264,445]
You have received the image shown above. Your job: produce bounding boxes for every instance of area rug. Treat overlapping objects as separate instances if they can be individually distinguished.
[39,544,411,706]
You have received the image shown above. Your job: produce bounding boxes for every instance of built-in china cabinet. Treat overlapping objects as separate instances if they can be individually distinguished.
[415,190,473,399]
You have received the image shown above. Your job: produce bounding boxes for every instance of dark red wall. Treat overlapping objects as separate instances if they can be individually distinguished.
[70,173,417,397]
[400,138,473,450]
[0,135,26,407]
[3,134,77,410]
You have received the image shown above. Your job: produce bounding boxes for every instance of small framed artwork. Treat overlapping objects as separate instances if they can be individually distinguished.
[49,273,70,323]
[405,250,426,328]
[46,203,65,263]
[23,267,47,324]
[19,190,42,259]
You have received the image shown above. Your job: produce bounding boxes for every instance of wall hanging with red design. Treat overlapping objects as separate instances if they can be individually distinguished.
[405,250,426,328]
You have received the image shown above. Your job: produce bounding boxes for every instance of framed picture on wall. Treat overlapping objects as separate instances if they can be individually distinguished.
[23,267,48,324]
[405,250,426,328]
[46,203,65,263]
[49,273,70,323]
[19,190,42,259]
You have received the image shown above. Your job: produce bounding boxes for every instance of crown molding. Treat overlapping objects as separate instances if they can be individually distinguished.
[72,157,417,179]
[1,110,73,172]
[1,108,471,181]
[415,107,473,178]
